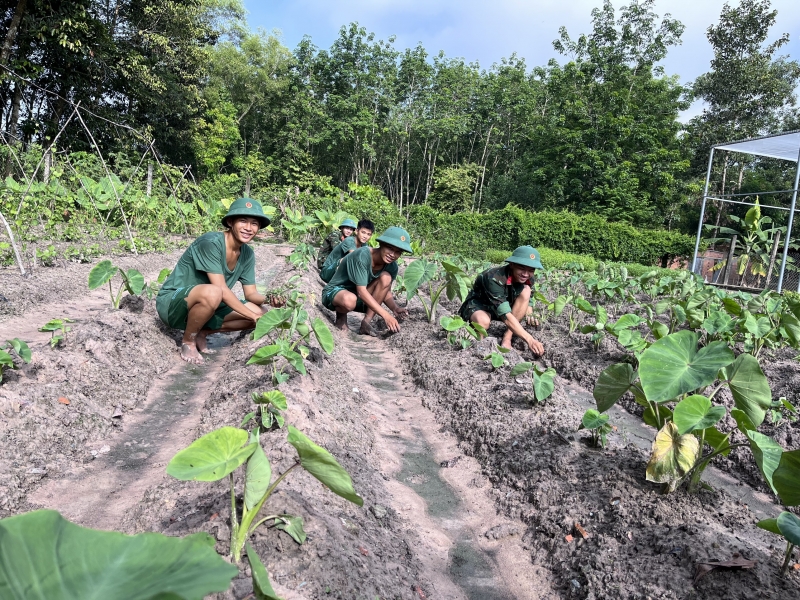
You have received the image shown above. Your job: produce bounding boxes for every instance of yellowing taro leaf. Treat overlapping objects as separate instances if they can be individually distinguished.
[646,421,699,491]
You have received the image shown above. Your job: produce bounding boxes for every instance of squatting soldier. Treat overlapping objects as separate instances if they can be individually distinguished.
[320,219,375,283]
[459,245,545,356]
[156,198,271,364]
[316,218,357,268]
[322,226,411,336]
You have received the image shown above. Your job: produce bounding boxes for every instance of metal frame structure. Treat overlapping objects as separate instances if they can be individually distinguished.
[691,130,800,293]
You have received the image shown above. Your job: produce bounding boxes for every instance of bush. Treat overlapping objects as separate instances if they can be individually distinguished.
[408,204,696,266]
[486,247,598,271]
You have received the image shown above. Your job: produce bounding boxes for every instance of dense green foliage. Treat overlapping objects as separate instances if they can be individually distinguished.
[1,0,798,242]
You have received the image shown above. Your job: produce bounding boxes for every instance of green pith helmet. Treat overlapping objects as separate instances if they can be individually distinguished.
[339,218,357,230]
[505,245,543,270]
[376,226,413,253]
[221,197,270,229]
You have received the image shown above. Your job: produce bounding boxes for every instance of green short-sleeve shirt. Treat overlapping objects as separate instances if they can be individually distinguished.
[323,246,398,293]
[322,235,356,270]
[460,264,532,320]
[158,231,255,296]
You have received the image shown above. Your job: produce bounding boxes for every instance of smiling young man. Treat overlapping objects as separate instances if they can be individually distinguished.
[316,218,357,269]
[156,197,271,364]
[319,219,375,283]
[321,226,412,336]
[459,245,545,356]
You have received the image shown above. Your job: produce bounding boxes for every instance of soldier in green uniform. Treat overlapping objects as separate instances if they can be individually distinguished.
[459,245,545,356]
[316,218,356,268]
[320,219,375,283]
[322,226,411,336]
[156,198,271,364]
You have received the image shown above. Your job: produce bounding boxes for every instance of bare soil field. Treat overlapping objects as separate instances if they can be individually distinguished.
[1,244,798,599]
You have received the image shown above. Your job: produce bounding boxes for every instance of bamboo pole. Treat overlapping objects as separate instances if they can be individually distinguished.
[0,209,25,275]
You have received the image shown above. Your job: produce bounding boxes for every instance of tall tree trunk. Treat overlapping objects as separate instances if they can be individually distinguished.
[4,80,22,177]
[0,0,27,67]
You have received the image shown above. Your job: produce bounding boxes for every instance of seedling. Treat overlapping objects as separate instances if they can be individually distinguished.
[143,268,171,300]
[579,409,613,448]
[404,258,472,323]
[242,390,288,431]
[39,318,73,347]
[758,512,800,575]
[287,242,315,270]
[248,291,334,383]
[88,259,145,309]
[509,362,557,402]
[439,315,486,349]
[0,338,31,383]
[484,345,511,369]
[167,425,363,571]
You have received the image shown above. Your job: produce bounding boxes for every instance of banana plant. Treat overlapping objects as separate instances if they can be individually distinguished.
[167,426,363,566]
[404,258,472,324]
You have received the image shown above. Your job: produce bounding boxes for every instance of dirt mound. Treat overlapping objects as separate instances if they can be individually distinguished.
[390,316,800,599]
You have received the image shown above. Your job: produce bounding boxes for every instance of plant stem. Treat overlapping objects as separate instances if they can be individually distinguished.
[108,280,114,307]
[781,541,794,576]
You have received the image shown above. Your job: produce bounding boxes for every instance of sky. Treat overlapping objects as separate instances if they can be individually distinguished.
[242,0,800,120]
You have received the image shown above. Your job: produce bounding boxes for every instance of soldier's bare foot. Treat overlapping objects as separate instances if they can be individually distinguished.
[358,320,378,337]
[195,331,216,354]
[180,343,204,364]
[334,313,349,331]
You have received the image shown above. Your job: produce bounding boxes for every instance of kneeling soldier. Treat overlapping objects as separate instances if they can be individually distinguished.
[322,226,411,336]
[459,245,545,356]
[317,218,356,269]
[319,219,375,283]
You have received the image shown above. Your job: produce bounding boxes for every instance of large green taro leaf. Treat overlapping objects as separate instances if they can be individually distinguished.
[244,433,272,511]
[646,421,699,491]
[0,510,237,600]
[311,317,334,354]
[672,395,726,434]
[720,354,772,427]
[253,308,291,341]
[287,426,363,506]
[122,269,145,295]
[746,430,782,495]
[593,363,637,412]
[88,259,118,290]
[533,367,556,401]
[167,427,256,481]
[777,512,800,546]
[773,449,800,506]
[403,259,436,300]
[638,331,734,402]
[581,409,609,430]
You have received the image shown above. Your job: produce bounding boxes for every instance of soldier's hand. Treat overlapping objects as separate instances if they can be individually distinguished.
[384,314,401,333]
[527,337,544,358]
[525,314,540,328]
[394,306,409,321]
[268,294,286,308]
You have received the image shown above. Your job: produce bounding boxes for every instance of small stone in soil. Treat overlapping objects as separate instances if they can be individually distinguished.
[370,505,388,519]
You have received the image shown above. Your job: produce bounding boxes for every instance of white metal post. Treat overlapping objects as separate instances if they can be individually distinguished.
[692,148,715,274]
[778,145,800,293]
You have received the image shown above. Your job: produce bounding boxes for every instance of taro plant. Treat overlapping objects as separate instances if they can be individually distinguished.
[39,318,73,347]
[758,512,800,576]
[143,268,171,300]
[314,209,352,236]
[0,509,238,599]
[439,315,486,349]
[287,243,315,270]
[88,259,145,309]
[242,390,288,431]
[592,330,778,493]
[509,361,557,403]
[248,291,334,384]
[579,408,613,448]
[404,258,472,323]
[167,425,363,579]
[484,345,511,369]
[0,338,31,383]
[280,208,318,243]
